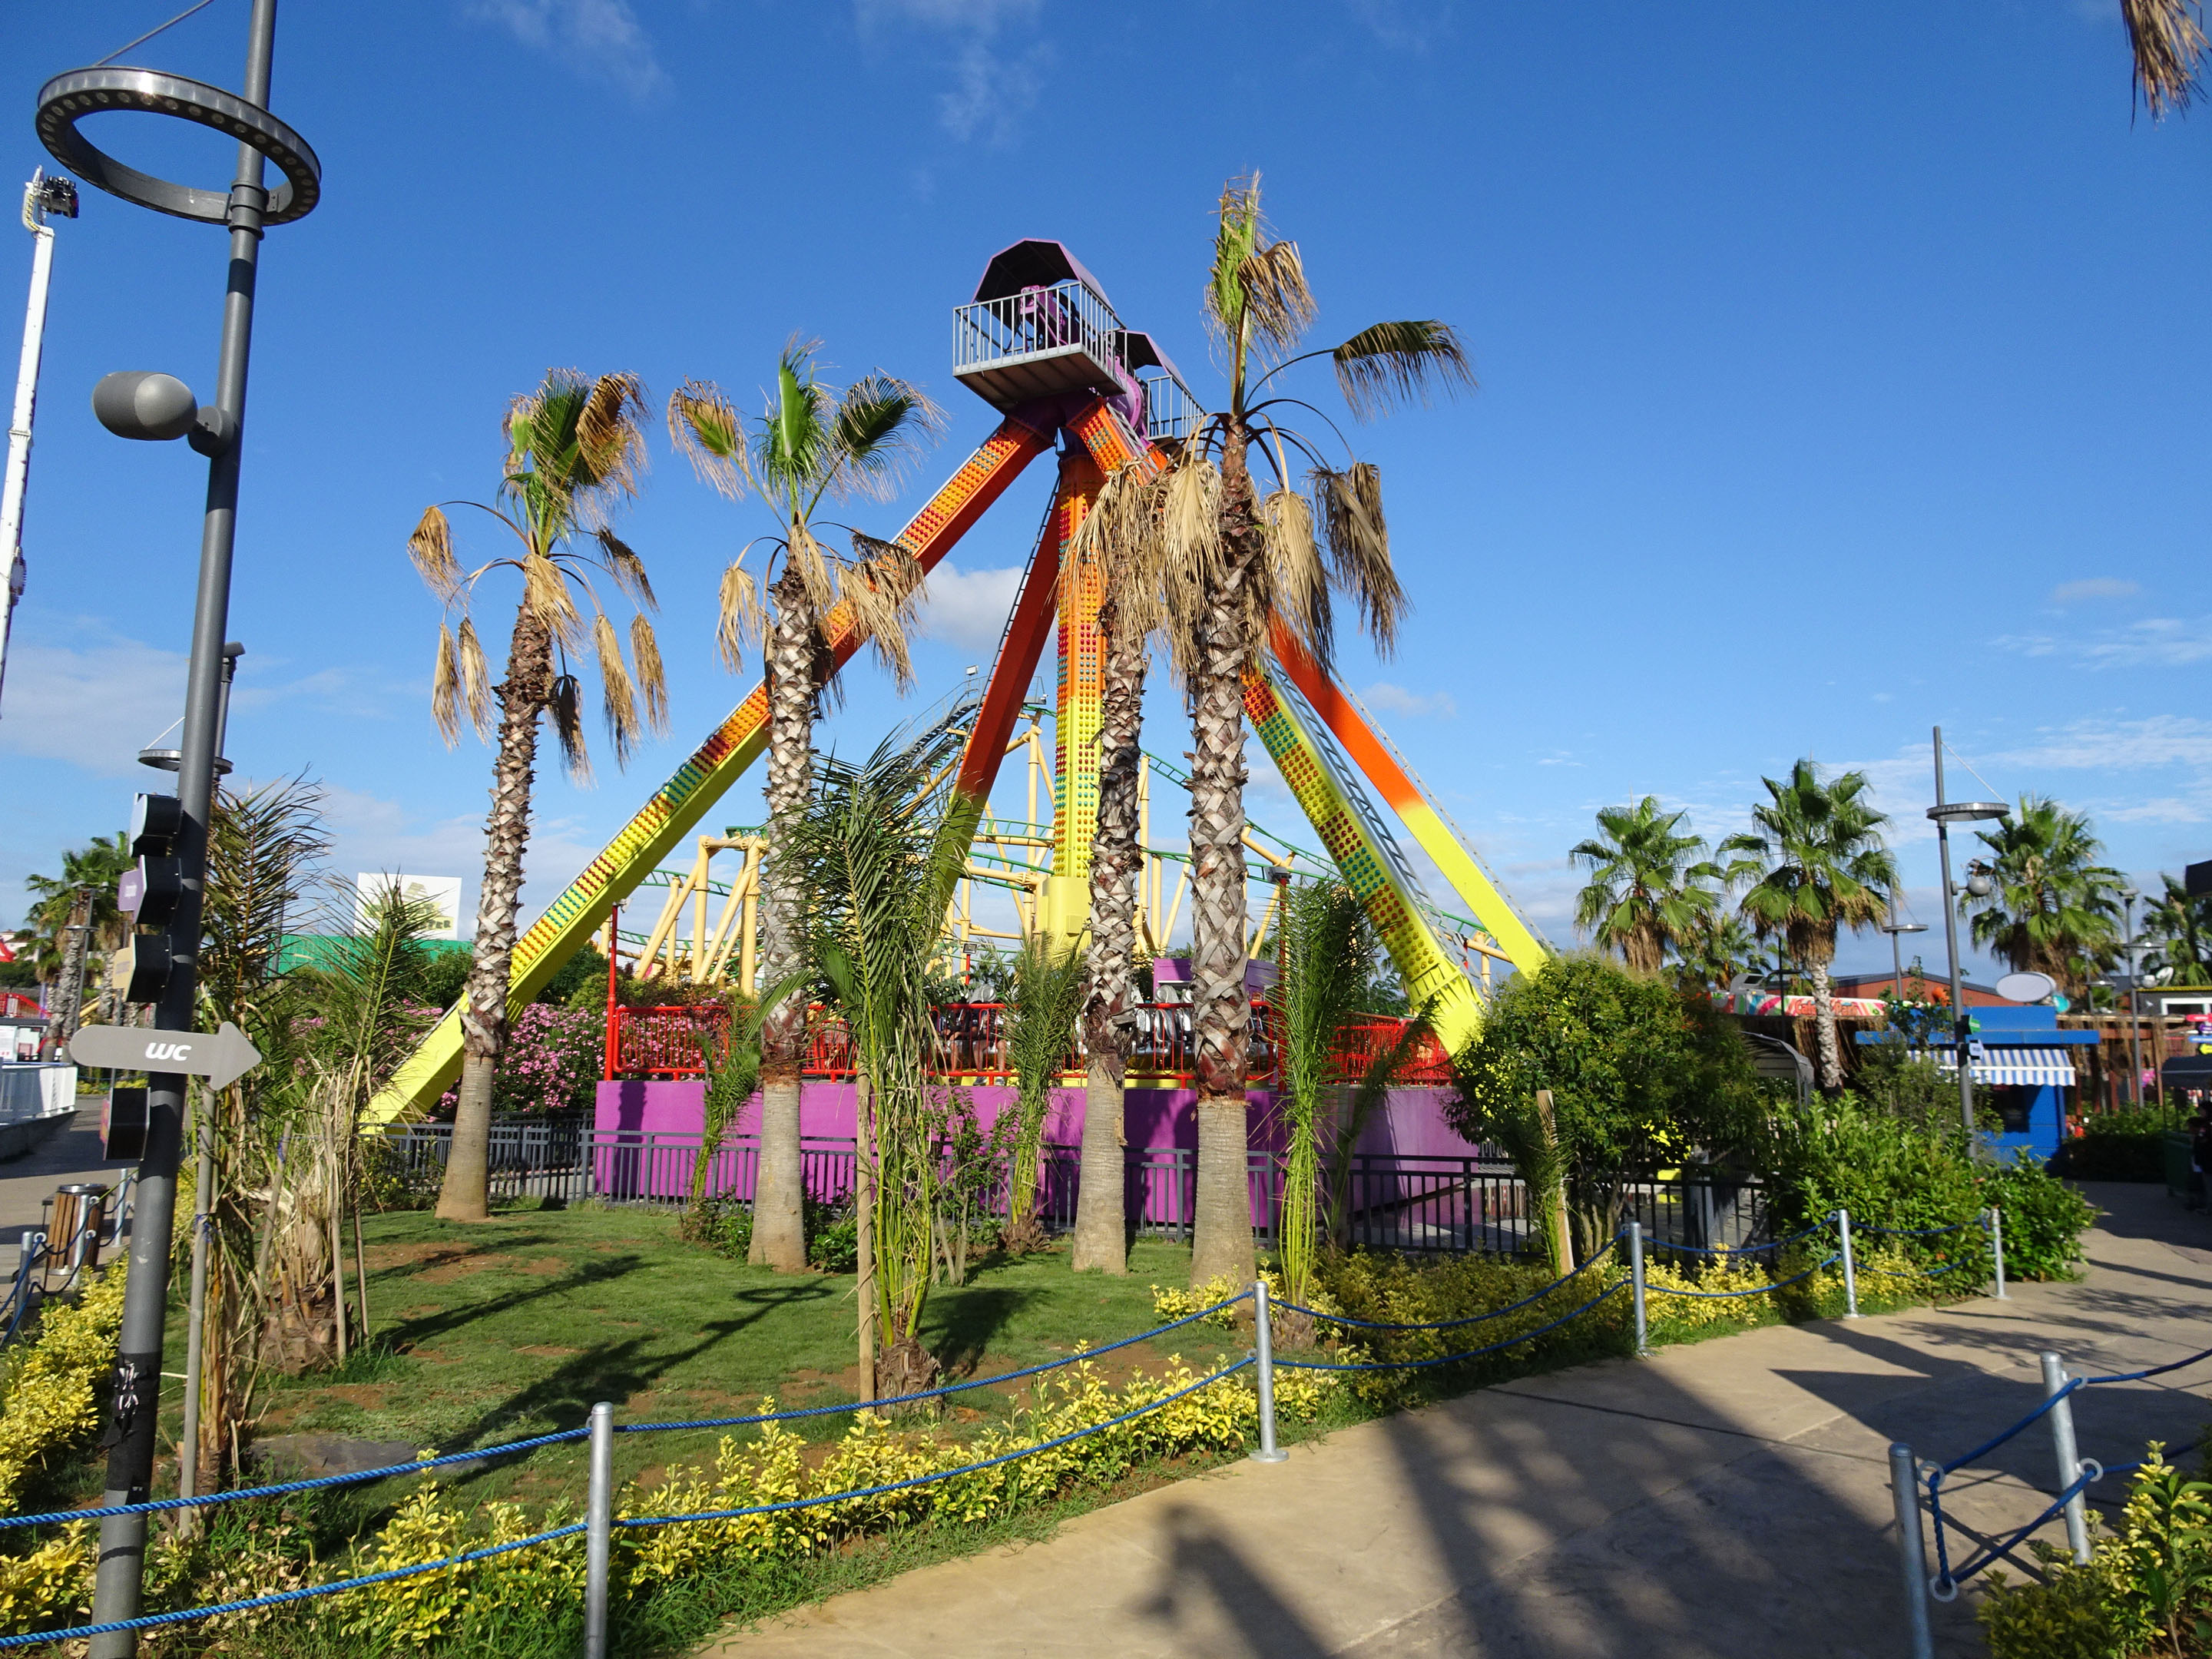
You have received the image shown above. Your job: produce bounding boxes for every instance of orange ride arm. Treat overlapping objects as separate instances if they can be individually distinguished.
[1267,621,1548,976]
[368,407,1056,1123]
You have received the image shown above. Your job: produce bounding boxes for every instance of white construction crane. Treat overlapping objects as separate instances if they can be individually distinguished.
[0,170,78,720]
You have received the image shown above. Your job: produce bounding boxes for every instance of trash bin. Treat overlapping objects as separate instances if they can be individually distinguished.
[2163,1131,2195,1206]
[41,1183,108,1289]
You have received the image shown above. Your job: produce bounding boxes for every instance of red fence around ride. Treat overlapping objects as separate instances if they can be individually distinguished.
[604,1000,1454,1088]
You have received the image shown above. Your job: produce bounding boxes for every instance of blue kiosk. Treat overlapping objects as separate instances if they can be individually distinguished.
[1859,1003,2096,1164]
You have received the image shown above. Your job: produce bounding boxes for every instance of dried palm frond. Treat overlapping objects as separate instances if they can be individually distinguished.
[783,522,839,618]
[846,532,926,691]
[548,674,590,783]
[592,611,640,766]
[575,372,651,504]
[522,554,584,652]
[1072,462,1169,641]
[1333,320,1477,422]
[455,616,491,736]
[432,622,460,746]
[408,506,461,604]
[1262,486,1332,671]
[717,556,767,671]
[595,528,657,611]
[1313,462,1406,656]
[1237,240,1318,359]
[2124,0,2206,116]
[667,379,746,498]
[630,613,668,734]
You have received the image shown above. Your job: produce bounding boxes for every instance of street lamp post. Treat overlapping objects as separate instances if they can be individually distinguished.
[2122,886,2143,1108]
[0,171,76,718]
[1881,906,1929,1002]
[1928,726,2008,1153]
[32,4,319,1648]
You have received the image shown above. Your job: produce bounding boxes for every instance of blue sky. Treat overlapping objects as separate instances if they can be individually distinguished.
[2,0,2206,983]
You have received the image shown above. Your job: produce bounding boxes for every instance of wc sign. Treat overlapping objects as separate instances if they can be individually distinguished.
[68,1021,262,1090]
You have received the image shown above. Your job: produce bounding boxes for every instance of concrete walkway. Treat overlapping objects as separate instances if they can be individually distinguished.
[0,1101,131,1274]
[699,1183,2212,1658]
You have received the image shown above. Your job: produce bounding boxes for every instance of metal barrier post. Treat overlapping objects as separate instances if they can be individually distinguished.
[1628,1221,1648,1356]
[2040,1353,2092,1566]
[1987,1207,2009,1300]
[584,1401,614,1658]
[1249,1281,1287,1463]
[1838,1209,1859,1320]
[1890,1442,1935,1659]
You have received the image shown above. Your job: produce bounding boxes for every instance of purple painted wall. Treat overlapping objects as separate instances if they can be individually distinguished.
[593,1078,1472,1157]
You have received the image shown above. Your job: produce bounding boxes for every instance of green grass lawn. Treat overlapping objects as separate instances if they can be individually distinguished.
[200,1202,1226,1513]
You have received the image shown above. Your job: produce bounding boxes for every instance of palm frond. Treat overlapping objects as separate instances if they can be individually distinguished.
[1206,174,1266,350]
[573,372,651,503]
[716,556,766,672]
[1332,320,1476,422]
[432,622,460,747]
[630,613,669,735]
[1262,485,1333,673]
[548,673,590,784]
[831,375,942,504]
[667,379,746,498]
[595,528,657,611]
[2124,0,2206,116]
[592,611,640,767]
[846,532,926,692]
[455,616,491,737]
[408,506,461,603]
[1312,462,1406,656]
[522,553,584,652]
[1237,239,1318,358]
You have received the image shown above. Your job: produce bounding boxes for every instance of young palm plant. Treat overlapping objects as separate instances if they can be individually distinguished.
[1002,933,1087,1253]
[1273,879,1374,1310]
[1719,760,1898,1092]
[1568,797,1724,975]
[2144,873,2212,987]
[1081,174,1475,1286]
[1962,794,2124,1000]
[409,369,666,1225]
[668,343,939,1272]
[782,717,970,1398]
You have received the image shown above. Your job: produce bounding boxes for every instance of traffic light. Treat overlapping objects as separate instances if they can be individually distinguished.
[124,793,186,1003]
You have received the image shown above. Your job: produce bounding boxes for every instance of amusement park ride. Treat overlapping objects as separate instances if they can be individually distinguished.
[368,241,1548,1121]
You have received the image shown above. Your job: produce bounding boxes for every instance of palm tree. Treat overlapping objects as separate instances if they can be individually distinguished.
[1084,174,1473,1287]
[783,718,970,1399]
[1002,933,1086,1252]
[667,342,939,1273]
[2124,0,2207,115]
[1962,795,2124,1000]
[25,832,131,1039]
[2143,872,2212,986]
[1066,463,1165,1274]
[1273,879,1373,1309]
[1719,760,1897,1092]
[1671,911,1768,999]
[1568,798,1724,975]
[408,369,666,1225]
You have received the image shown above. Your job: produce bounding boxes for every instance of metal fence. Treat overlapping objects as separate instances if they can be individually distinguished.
[373,1123,1768,1260]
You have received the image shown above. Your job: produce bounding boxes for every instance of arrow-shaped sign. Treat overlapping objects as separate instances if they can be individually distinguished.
[68,1022,262,1090]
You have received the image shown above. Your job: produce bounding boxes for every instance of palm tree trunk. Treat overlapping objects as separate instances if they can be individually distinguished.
[438,604,551,1224]
[1187,425,1264,1290]
[1809,957,1843,1093]
[1073,597,1147,1273]
[751,575,814,1270]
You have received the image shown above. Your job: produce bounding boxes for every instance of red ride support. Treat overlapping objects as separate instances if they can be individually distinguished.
[603,903,620,1081]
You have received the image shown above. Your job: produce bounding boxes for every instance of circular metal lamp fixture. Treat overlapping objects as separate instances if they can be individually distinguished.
[1926,802,2008,824]
[1881,921,1929,935]
[33,67,320,225]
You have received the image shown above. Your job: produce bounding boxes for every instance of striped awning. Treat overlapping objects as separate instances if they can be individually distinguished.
[1934,1046,2080,1088]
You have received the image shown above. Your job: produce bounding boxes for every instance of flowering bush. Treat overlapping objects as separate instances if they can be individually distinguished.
[433,1002,601,1118]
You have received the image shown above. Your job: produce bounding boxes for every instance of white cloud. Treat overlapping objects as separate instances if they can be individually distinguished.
[0,631,187,777]
[2106,796,2208,825]
[1993,716,2212,773]
[1993,614,2212,668]
[914,563,1022,651]
[856,0,1049,141]
[2051,577,2140,605]
[465,0,666,98]
[1360,680,1457,720]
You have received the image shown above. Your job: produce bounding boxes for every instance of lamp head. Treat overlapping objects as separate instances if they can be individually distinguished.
[1965,873,1995,899]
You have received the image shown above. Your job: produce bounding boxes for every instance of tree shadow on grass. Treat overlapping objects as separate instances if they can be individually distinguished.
[923,1287,1038,1378]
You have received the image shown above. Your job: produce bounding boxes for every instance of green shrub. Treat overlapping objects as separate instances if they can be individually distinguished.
[1985,1152,2099,1281]
[2055,1106,2189,1183]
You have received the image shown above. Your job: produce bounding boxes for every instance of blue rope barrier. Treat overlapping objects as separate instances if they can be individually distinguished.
[1645,1218,1832,1259]
[1931,1379,2082,1480]
[0,1427,591,1532]
[618,1292,1252,1433]
[1274,1280,1628,1374]
[618,1356,1255,1530]
[1929,1465,2098,1595]
[2083,1343,2212,1386]
[1849,1257,1970,1280]
[0,1294,1255,1531]
[0,1522,587,1649]
[1643,1254,1839,1300]
[1271,1241,1617,1333]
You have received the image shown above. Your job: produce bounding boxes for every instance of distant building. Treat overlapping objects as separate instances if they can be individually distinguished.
[1829,972,2009,1008]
